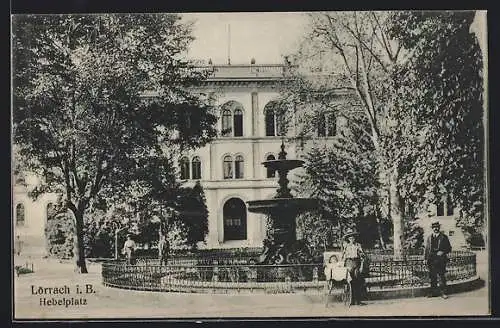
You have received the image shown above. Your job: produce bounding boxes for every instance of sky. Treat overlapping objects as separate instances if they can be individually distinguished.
[181,13,309,65]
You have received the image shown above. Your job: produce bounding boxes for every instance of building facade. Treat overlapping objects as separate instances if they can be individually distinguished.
[13,177,59,257]
[178,63,297,248]
[419,199,468,249]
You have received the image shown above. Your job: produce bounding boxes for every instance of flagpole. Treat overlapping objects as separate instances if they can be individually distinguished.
[227,24,231,65]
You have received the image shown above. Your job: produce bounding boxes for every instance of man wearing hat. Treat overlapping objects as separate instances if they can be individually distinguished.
[341,227,367,305]
[122,233,137,265]
[424,220,452,299]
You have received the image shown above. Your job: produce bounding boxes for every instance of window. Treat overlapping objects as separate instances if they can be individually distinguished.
[16,203,25,226]
[235,155,244,179]
[223,155,233,179]
[446,195,454,216]
[192,156,201,180]
[223,198,247,241]
[221,101,244,137]
[221,109,232,137]
[233,109,243,137]
[264,103,285,137]
[180,157,190,180]
[317,116,326,137]
[265,109,276,136]
[266,154,276,178]
[404,199,415,218]
[318,112,336,137]
[327,113,337,137]
[436,199,445,216]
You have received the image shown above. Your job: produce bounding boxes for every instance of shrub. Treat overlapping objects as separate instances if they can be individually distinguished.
[45,210,75,259]
[403,217,424,250]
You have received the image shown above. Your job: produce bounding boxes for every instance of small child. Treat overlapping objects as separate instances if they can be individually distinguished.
[324,254,345,281]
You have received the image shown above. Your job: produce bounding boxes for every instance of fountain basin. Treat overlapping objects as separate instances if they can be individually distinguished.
[262,159,305,172]
[247,198,319,215]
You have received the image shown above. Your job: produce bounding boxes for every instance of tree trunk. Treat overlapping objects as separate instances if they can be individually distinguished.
[375,158,389,251]
[73,207,88,273]
[389,167,404,259]
[375,210,386,250]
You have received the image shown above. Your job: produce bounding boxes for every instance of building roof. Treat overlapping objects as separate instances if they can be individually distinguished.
[140,63,353,96]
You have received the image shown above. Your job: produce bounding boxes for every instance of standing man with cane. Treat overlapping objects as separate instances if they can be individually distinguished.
[158,232,170,266]
[424,220,452,299]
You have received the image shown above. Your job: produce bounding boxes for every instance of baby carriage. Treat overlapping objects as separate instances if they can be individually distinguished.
[323,252,354,307]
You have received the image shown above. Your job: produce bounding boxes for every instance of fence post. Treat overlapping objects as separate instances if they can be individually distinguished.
[285,275,292,293]
[212,260,219,282]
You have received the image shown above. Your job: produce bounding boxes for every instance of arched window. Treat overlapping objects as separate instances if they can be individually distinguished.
[233,108,243,137]
[327,112,337,137]
[318,112,337,137]
[235,155,244,179]
[192,156,201,180]
[223,198,247,241]
[46,203,55,222]
[264,102,285,137]
[265,108,276,136]
[221,109,232,137]
[223,155,233,179]
[180,156,190,180]
[266,154,276,178]
[436,198,445,217]
[221,101,245,137]
[16,203,25,226]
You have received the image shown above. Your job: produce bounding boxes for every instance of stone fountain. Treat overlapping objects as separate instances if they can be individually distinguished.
[247,141,319,264]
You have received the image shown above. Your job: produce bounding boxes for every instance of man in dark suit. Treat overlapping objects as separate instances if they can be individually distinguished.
[424,220,452,299]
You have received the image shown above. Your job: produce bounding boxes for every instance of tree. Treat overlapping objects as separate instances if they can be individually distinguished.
[12,14,218,272]
[388,11,485,242]
[282,11,484,256]
[294,125,384,249]
[177,180,209,248]
[280,12,408,255]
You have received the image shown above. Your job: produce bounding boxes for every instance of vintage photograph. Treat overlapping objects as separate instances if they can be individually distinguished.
[11,11,489,319]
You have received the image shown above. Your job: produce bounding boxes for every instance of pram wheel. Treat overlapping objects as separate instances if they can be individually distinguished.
[342,280,353,307]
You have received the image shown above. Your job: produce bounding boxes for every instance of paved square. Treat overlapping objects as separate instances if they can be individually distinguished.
[13,252,490,319]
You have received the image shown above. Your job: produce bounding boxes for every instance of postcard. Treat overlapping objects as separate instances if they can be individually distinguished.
[12,10,490,320]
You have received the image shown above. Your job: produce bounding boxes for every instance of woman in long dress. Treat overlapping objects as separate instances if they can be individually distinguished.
[341,228,367,305]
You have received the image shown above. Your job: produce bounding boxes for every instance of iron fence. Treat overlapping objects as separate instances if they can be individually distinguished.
[102,251,477,293]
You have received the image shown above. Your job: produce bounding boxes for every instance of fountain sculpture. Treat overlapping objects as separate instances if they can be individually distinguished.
[247,141,319,265]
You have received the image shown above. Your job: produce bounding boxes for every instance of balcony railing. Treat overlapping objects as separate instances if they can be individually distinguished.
[193,64,292,80]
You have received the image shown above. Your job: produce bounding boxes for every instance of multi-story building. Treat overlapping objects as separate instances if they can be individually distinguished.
[177,62,298,249]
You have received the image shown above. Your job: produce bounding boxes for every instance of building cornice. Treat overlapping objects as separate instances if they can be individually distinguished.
[180,178,279,190]
[194,80,284,88]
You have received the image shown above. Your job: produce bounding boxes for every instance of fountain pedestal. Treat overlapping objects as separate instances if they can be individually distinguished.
[247,141,318,264]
